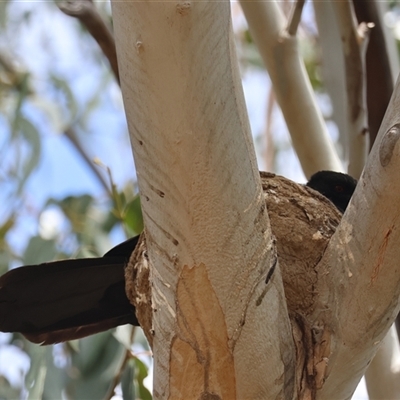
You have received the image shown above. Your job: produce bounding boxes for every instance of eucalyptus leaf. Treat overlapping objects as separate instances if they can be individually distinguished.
[0,215,15,240]
[121,358,135,400]
[67,334,127,400]
[50,74,78,123]
[48,195,94,237]
[134,357,152,400]
[11,72,29,138]
[23,236,57,265]
[42,346,63,400]
[24,344,47,399]
[124,196,143,235]
[17,116,41,193]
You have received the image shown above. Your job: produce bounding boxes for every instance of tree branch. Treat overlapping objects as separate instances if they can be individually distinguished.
[364,325,400,398]
[64,127,111,195]
[59,0,120,84]
[240,0,343,178]
[311,75,400,398]
[332,1,371,178]
[287,0,305,36]
[112,1,294,397]
[353,1,396,149]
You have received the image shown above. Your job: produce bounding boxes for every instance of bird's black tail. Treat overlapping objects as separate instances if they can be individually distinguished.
[0,236,140,345]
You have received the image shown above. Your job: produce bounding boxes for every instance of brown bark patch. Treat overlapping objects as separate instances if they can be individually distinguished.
[169,263,236,400]
[125,233,154,346]
[371,226,393,285]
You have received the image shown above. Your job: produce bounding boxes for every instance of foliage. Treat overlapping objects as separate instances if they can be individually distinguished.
[0,1,150,398]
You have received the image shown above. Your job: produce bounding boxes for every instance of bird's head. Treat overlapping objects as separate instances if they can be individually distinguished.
[306,170,357,213]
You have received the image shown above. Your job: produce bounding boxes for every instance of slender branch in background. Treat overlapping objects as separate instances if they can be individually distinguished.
[240,0,343,178]
[332,0,372,178]
[313,1,348,156]
[64,128,112,195]
[58,0,120,84]
[105,349,131,400]
[263,89,276,172]
[352,0,396,150]
[287,0,305,36]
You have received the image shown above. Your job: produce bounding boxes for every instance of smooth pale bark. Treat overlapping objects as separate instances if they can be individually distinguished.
[375,2,400,82]
[332,1,370,179]
[365,325,400,399]
[313,1,347,157]
[308,75,400,399]
[112,2,294,398]
[240,0,343,178]
[317,2,399,396]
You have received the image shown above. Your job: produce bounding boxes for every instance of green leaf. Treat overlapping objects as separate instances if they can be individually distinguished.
[25,344,47,400]
[11,72,30,138]
[48,195,94,236]
[42,345,63,400]
[101,208,120,233]
[0,215,15,240]
[121,359,135,400]
[17,116,41,192]
[124,196,144,235]
[50,74,78,122]
[66,334,127,400]
[72,331,114,375]
[134,357,152,400]
[23,236,57,265]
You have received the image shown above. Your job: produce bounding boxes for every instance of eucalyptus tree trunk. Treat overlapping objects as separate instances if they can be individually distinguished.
[112,2,293,398]
[112,1,400,398]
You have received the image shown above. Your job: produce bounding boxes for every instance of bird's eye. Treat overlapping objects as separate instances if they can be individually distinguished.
[335,185,344,192]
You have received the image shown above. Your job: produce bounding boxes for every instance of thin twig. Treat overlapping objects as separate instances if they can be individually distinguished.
[263,89,276,172]
[58,0,119,84]
[287,0,306,36]
[64,127,112,195]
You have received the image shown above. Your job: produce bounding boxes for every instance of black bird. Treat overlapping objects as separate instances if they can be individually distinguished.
[0,236,140,344]
[0,171,357,344]
[306,170,357,213]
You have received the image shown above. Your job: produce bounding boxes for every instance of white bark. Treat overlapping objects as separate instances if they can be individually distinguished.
[332,1,370,179]
[313,1,347,157]
[376,2,400,83]
[111,2,294,398]
[240,0,343,178]
[309,75,400,399]
[365,325,400,399]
